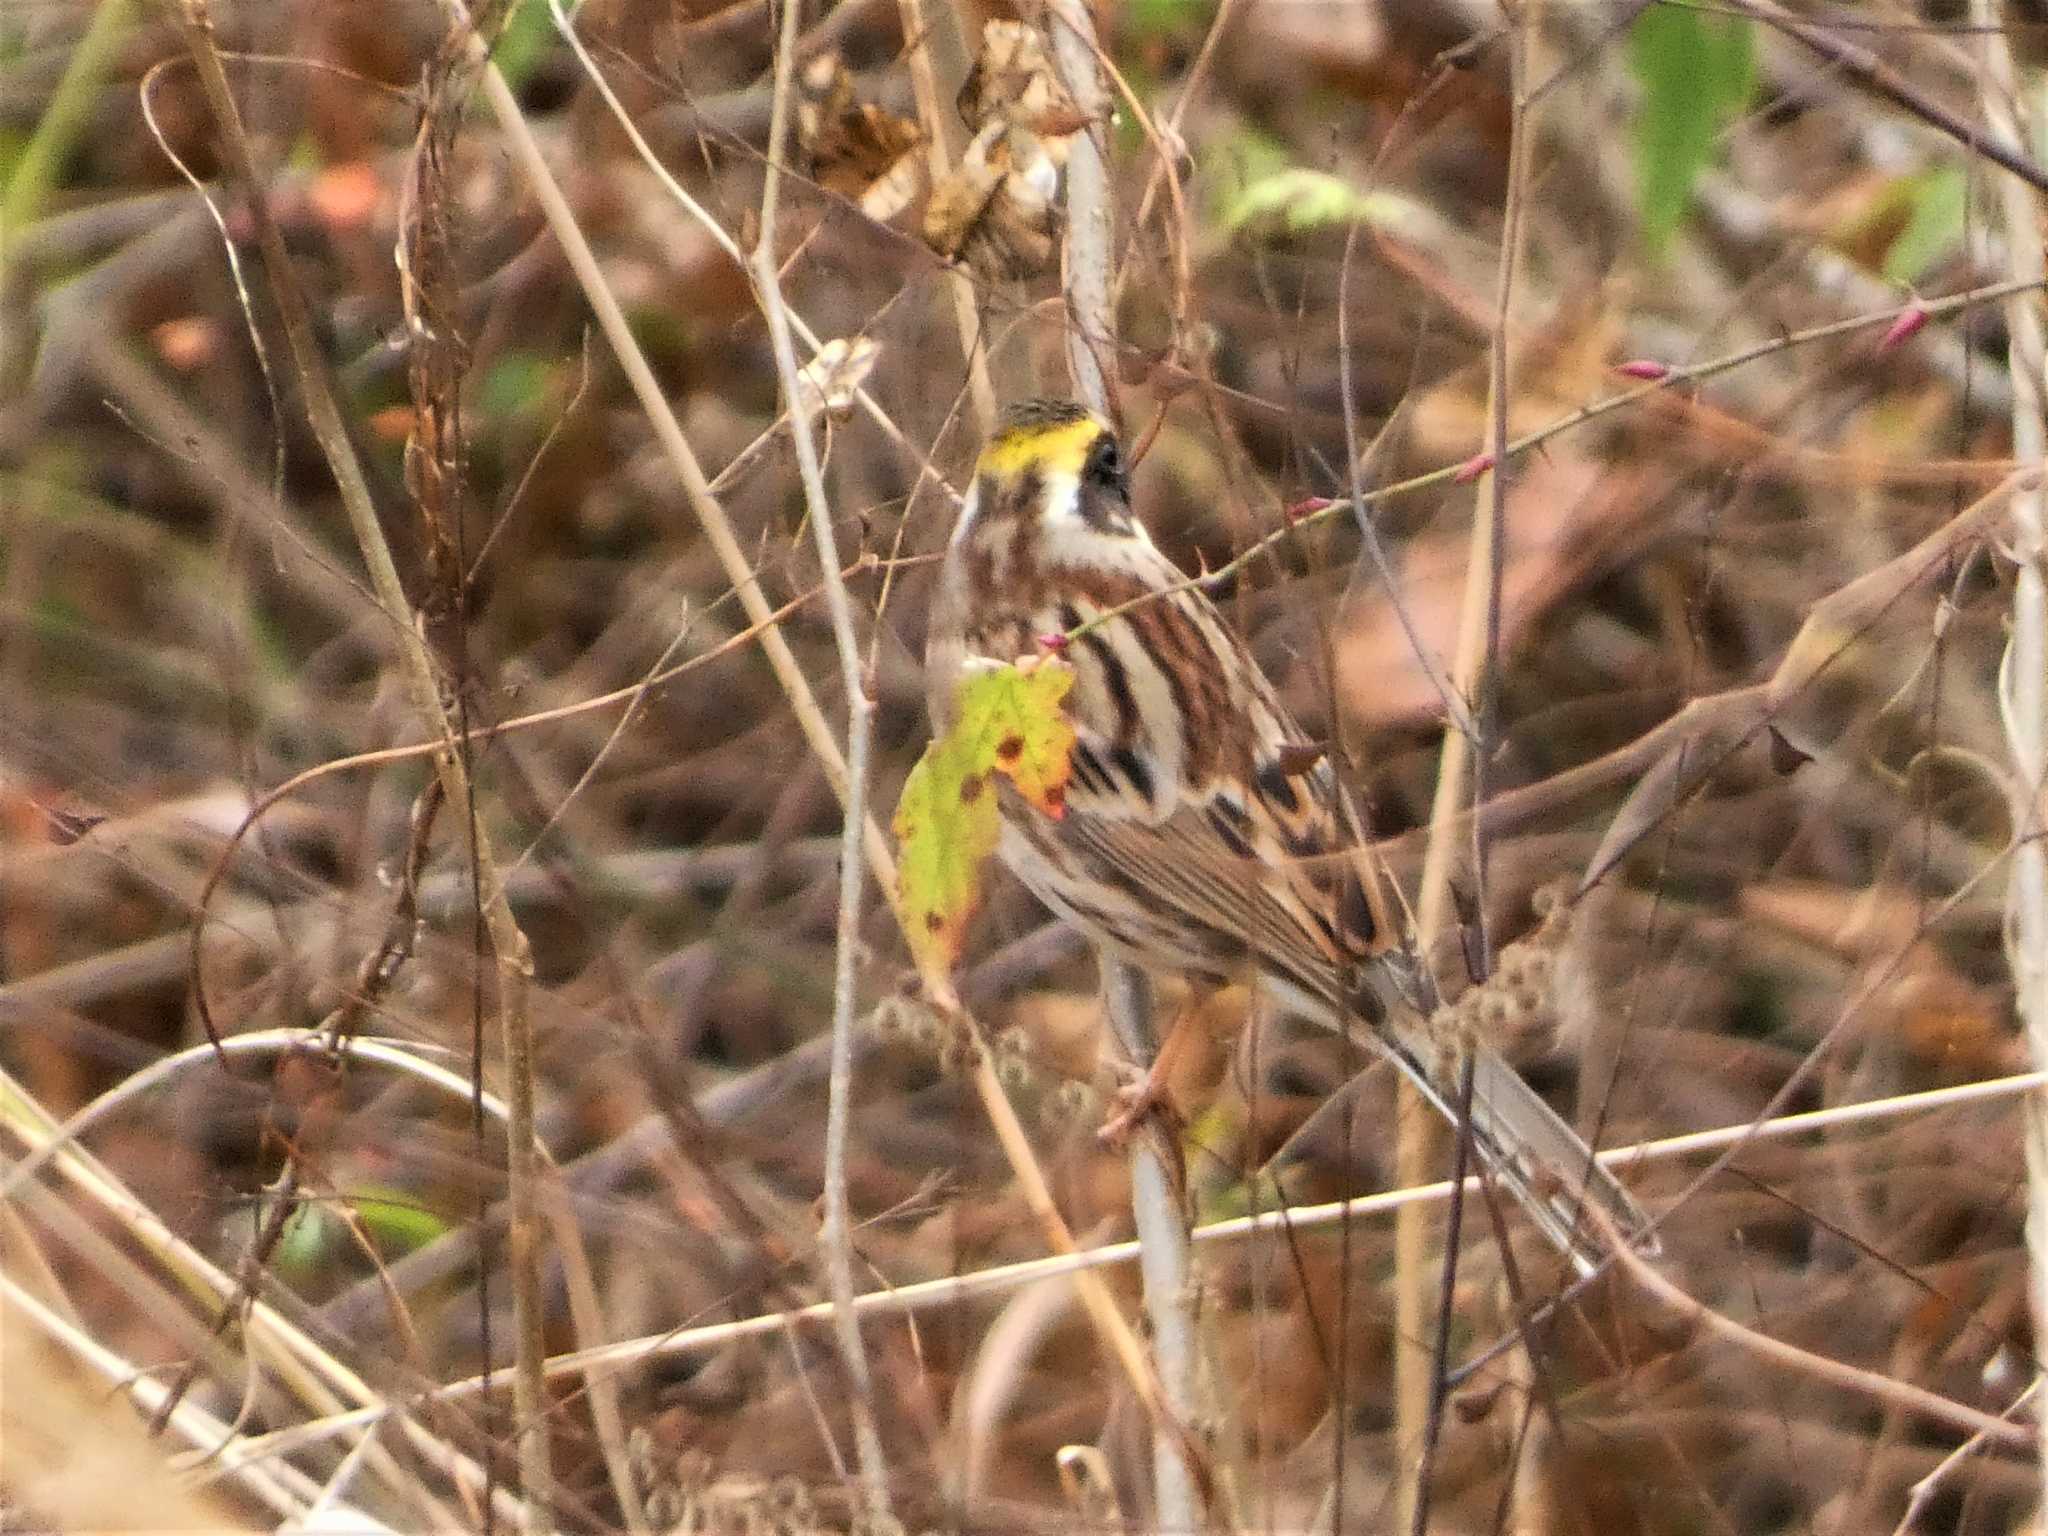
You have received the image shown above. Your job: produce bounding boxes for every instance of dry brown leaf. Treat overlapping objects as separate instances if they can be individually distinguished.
[796,52,924,223]
[922,20,1080,280]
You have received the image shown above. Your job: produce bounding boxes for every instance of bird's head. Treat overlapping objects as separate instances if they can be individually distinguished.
[956,398,1136,546]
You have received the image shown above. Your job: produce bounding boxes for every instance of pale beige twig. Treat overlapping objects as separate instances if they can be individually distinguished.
[544,0,963,497]
[757,0,892,1506]
[234,1065,2048,1462]
[1400,11,1543,1526]
[0,1057,516,1525]
[471,5,1176,1460]
[892,0,996,432]
[467,23,901,899]
[1973,4,2048,1512]
[1048,1,1209,1524]
[1891,1380,2038,1535]
[2,1272,317,1531]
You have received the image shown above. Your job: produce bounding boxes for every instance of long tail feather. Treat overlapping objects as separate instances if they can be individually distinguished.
[1381,1032,1658,1280]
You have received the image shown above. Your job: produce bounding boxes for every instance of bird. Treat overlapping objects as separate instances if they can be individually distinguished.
[924,397,1656,1277]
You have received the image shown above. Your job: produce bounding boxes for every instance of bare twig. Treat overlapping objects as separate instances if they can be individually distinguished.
[1048,0,1209,1525]
[462,14,1182,1466]
[466,18,903,897]
[545,0,962,490]
[241,1064,2048,1464]
[164,5,551,1519]
[1971,0,2048,1510]
[1891,1381,2039,1535]
[3,1272,299,1532]
[1726,0,2048,196]
[1401,8,1542,1525]
[1591,1204,2032,1451]
[1064,275,2047,648]
[756,1,891,1508]
[892,0,996,432]
[0,1057,520,1525]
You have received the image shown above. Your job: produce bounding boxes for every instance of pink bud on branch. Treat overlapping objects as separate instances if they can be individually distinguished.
[1453,451,1496,484]
[1877,305,1929,354]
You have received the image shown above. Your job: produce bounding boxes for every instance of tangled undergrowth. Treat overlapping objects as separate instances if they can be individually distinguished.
[4,0,2048,1532]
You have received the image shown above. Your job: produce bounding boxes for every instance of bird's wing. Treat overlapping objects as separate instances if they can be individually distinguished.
[1044,558,1398,996]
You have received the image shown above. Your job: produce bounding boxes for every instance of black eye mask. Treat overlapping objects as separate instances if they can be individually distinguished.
[1084,433,1128,496]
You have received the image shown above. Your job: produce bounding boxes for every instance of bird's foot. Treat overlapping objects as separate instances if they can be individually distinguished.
[1097,1058,1180,1151]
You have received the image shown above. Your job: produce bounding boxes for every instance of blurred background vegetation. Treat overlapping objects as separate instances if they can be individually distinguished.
[3,0,2047,1531]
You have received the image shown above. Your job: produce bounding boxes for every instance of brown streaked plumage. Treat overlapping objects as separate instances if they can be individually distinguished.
[925,399,1656,1276]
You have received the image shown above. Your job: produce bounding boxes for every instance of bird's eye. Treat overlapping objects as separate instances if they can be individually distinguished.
[1086,433,1126,491]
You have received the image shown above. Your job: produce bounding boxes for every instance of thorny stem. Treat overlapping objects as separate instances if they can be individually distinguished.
[1970,2,2048,1511]
[756,0,891,1510]
[168,3,550,1523]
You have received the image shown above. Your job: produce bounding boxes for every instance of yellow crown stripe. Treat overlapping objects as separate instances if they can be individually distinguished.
[977,415,1103,481]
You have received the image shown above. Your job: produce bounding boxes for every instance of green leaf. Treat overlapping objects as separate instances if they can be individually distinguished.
[492,0,558,93]
[350,1184,450,1255]
[479,351,555,421]
[1225,168,1368,235]
[1126,0,1214,43]
[273,1202,337,1278]
[1883,166,1967,284]
[1629,4,1755,259]
[894,658,1076,1000]
[1222,167,1435,243]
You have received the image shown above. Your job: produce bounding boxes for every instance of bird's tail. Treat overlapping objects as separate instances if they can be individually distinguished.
[1380,1029,1659,1280]
[1345,944,1658,1278]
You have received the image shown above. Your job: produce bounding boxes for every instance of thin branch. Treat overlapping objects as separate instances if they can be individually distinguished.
[756,0,891,1507]
[1725,0,2048,196]
[1971,0,2048,1511]
[1401,6,1541,1523]
[1063,275,2047,648]
[892,0,996,432]
[165,5,550,1519]
[1049,0,1209,1525]
[1591,1204,2033,1452]
[1891,1381,2039,1535]
[0,1056,521,1525]
[462,12,1182,1463]
[239,1065,2048,1463]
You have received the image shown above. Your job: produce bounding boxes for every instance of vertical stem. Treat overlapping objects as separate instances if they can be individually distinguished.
[1398,8,1538,1529]
[169,5,551,1521]
[1048,1,1114,414]
[1974,2,2048,1509]
[1102,959,1204,1531]
[758,0,891,1511]
[894,0,997,433]
[1049,3,1204,1528]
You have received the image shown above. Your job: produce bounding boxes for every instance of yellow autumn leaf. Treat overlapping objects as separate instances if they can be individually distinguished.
[893,658,1075,1003]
